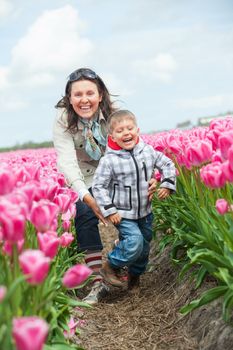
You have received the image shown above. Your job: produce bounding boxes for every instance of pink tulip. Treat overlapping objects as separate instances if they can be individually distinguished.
[60,232,74,247]
[12,316,49,350]
[216,199,229,215]
[63,316,79,339]
[7,191,30,218]
[30,200,59,232]
[0,203,25,242]
[0,285,7,302]
[211,150,223,163]
[228,145,233,171]
[62,264,92,289]
[21,183,37,206]
[2,239,24,256]
[33,181,59,202]
[53,194,72,214]
[62,220,71,231]
[186,140,212,167]
[0,227,3,241]
[200,162,226,188]
[24,163,41,182]
[218,130,233,160]
[221,161,233,183]
[19,250,50,285]
[37,232,60,259]
[0,168,16,195]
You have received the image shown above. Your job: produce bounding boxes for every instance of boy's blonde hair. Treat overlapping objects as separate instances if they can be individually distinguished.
[107,110,137,133]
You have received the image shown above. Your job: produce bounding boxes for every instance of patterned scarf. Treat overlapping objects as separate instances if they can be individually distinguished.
[81,118,107,160]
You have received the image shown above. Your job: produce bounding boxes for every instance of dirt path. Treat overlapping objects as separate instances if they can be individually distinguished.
[74,224,201,350]
[72,224,233,350]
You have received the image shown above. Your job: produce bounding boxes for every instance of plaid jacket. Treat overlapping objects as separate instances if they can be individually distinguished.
[92,139,176,219]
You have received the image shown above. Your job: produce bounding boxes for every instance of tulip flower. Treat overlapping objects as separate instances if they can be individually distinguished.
[0,205,25,242]
[218,130,233,160]
[63,316,79,339]
[228,145,233,171]
[186,140,213,167]
[37,232,60,259]
[0,285,7,302]
[200,162,226,188]
[2,239,24,256]
[53,193,72,214]
[19,250,50,285]
[62,220,71,231]
[30,200,59,232]
[60,232,74,248]
[221,161,233,183]
[216,199,229,215]
[0,168,16,195]
[12,316,49,350]
[62,264,92,289]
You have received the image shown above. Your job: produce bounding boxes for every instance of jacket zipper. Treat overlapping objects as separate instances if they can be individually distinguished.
[142,161,148,181]
[130,152,141,217]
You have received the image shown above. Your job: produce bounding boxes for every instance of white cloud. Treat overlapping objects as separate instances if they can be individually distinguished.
[0,67,9,89]
[132,53,177,83]
[6,5,93,87]
[0,0,13,18]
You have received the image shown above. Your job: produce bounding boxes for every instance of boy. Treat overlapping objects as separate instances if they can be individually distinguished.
[92,110,176,291]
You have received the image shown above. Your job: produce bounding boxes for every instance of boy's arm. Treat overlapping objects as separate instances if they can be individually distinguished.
[153,150,176,192]
[92,157,118,218]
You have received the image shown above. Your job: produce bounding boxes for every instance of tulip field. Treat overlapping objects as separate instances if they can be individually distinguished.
[0,116,233,349]
[0,148,91,350]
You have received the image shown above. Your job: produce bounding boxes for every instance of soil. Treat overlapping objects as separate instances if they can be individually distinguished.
[72,224,233,350]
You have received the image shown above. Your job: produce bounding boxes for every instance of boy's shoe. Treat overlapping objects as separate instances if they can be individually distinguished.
[128,274,140,291]
[100,261,126,288]
[82,281,109,305]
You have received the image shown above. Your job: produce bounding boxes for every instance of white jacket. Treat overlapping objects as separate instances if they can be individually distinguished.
[53,108,107,200]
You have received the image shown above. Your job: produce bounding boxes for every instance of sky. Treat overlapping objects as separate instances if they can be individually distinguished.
[0,0,233,148]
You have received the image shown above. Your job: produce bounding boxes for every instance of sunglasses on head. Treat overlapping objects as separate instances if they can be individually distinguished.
[68,69,98,82]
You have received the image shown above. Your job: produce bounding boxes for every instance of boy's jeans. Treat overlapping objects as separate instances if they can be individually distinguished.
[108,213,153,276]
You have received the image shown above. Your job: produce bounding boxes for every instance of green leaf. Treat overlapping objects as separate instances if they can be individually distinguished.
[195,266,208,289]
[180,285,228,315]
[222,289,233,322]
[44,343,84,350]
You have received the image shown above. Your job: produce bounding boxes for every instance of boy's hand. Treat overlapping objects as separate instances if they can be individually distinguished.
[157,188,171,200]
[148,178,158,201]
[107,212,122,225]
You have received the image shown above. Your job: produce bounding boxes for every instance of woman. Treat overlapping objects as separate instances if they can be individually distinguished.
[53,68,157,305]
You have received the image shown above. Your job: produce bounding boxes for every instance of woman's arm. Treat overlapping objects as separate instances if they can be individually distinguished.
[53,109,89,199]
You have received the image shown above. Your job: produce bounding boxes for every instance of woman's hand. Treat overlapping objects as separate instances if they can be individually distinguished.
[83,193,108,226]
[107,212,122,225]
[148,178,158,201]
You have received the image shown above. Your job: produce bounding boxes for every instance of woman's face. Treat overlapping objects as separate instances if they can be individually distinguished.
[69,79,102,119]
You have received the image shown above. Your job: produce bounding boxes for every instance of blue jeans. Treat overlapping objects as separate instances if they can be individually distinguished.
[108,213,153,275]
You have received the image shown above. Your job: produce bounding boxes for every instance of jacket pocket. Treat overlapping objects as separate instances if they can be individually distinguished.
[112,184,132,211]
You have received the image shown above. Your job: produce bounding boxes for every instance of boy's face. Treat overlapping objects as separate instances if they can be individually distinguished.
[110,118,139,150]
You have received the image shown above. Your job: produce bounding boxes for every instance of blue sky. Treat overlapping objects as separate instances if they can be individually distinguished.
[0,0,233,147]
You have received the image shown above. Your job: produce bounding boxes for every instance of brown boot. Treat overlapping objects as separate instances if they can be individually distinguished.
[128,274,140,291]
[100,261,125,288]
